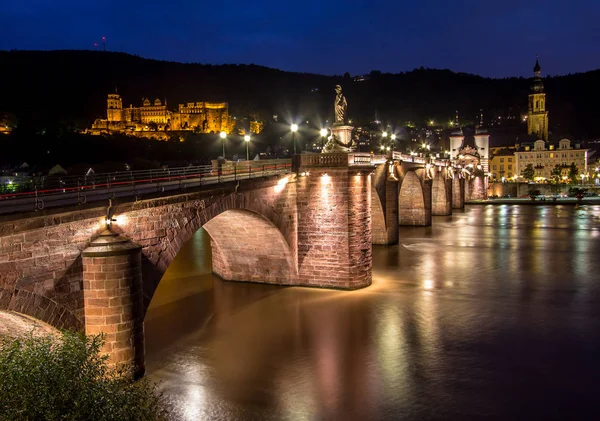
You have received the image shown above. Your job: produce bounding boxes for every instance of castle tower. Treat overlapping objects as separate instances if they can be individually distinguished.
[107,93,123,122]
[527,55,548,141]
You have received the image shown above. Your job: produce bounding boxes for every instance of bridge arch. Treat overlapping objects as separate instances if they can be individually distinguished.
[202,209,296,285]
[431,172,452,216]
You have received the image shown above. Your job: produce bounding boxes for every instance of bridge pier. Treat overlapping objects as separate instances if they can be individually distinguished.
[82,230,145,377]
[296,154,372,289]
[431,171,453,216]
[371,162,399,245]
[466,174,488,201]
[452,176,465,209]
[398,170,432,226]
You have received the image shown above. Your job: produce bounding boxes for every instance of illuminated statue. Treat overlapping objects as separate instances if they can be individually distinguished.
[334,85,347,124]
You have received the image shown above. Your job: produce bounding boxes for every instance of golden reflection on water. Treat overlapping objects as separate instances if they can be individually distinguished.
[145,205,600,421]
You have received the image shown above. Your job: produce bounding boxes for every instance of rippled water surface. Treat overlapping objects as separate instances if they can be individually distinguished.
[145,204,600,420]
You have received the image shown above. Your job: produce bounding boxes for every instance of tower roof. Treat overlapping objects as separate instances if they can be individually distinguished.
[533,55,541,73]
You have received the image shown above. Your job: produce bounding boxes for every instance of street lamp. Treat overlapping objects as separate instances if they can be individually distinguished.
[244,134,251,161]
[320,128,327,150]
[291,124,299,154]
[219,131,227,158]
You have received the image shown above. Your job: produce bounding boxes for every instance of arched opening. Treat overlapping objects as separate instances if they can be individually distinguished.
[143,209,295,364]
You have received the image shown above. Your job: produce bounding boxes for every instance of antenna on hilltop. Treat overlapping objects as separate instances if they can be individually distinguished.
[102,36,106,52]
[93,42,98,50]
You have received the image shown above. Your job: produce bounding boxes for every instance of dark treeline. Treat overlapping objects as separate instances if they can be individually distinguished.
[0,49,599,169]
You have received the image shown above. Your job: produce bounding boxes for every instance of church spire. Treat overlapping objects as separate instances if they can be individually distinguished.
[533,53,541,75]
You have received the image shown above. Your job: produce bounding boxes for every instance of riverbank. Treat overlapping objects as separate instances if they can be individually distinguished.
[467,197,600,205]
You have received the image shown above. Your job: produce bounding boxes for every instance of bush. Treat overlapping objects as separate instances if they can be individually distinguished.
[0,331,170,421]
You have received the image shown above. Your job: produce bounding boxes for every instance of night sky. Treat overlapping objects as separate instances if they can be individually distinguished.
[2,0,599,77]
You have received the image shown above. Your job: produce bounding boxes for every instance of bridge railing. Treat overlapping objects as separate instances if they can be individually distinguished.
[0,160,292,214]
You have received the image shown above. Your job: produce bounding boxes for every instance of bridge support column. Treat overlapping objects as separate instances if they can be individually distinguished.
[296,156,372,289]
[452,177,465,209]
[466,175,488,201]
[398,172,432,226]
[82,230,145,377]
[432,174,452,216]
[372,163,399,245]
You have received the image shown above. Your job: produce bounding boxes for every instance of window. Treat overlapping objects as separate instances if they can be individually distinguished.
[493,165,497,170]
[508,165,512,170]
[500,158,504,162]
[500,165,504,171]
[550,153,554,158]
[508,158,512,162]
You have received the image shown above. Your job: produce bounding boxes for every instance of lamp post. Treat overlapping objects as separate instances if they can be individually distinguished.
[320,128,327,150]
[244,134,251,161]
[291,124,299,154]
[219,131,227,158]
[390,133,396,153]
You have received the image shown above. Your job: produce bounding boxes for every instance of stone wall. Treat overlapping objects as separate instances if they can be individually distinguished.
[452,177,465,209]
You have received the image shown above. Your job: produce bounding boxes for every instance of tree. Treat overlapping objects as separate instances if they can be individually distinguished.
[521,163,535,182]
[550,164,563,184]
[0,331,170,421]
[568,162,579,184]
[148,121,159,132]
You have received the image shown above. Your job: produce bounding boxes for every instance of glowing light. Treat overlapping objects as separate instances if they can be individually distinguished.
[429,120,435,126]
[382,131,388,138]
[291,124,299,133]
[320,128,328,137]
[321,173,331,184]
[274,176,289,193]
[390,134,396,140]
[219,131,226,139]
[424,280,434,290]
[380,145,385,151]
[244,135,250,142]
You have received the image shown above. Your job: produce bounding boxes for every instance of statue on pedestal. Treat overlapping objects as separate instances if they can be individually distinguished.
[322,85,355,153]
[334,85,347,125]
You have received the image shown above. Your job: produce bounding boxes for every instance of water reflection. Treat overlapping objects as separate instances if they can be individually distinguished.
[145,205,600,420]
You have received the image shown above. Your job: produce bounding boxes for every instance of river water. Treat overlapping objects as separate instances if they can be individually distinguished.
[145,204,600,421]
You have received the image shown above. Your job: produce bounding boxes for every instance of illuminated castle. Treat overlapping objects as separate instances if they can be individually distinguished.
[91,93,244,138]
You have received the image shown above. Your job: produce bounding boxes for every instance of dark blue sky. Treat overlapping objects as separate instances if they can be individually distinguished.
[2,0,599,77]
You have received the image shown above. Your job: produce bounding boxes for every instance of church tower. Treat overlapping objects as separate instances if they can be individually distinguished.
[527,55,548,141]
[107,92,123,122]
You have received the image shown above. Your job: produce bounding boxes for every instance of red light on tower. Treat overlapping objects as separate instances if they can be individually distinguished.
[101,36,106,52]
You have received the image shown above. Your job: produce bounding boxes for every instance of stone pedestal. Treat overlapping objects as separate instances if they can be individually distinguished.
[296,153,372,289]
[82,229,144,377]
[330,125,354,148]
[466,174,488,201]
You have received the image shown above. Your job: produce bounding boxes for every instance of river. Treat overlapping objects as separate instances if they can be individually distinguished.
[145,204,600,420]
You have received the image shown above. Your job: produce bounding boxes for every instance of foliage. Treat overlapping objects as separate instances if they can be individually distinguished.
[568,163,579,184]
[550,164,563,183]
[521,163,535,181]
[528,188,541,199]
[568,187,588,198]
[0,331,170,421]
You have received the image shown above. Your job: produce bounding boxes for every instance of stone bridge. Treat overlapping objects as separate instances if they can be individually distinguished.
[0,152,486,373]
[370,151,487,244]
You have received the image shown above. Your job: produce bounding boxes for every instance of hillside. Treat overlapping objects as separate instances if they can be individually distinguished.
[0,50,599,137]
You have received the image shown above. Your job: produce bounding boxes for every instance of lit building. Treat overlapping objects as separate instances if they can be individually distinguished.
[90,93,233,137]
[527,56,549,141]
[489,148,515,180]
[449,128,490,173]
[514,138,588,180]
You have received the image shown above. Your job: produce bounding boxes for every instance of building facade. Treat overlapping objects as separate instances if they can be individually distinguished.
[514,139,588,180]
[489,149,515,180]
